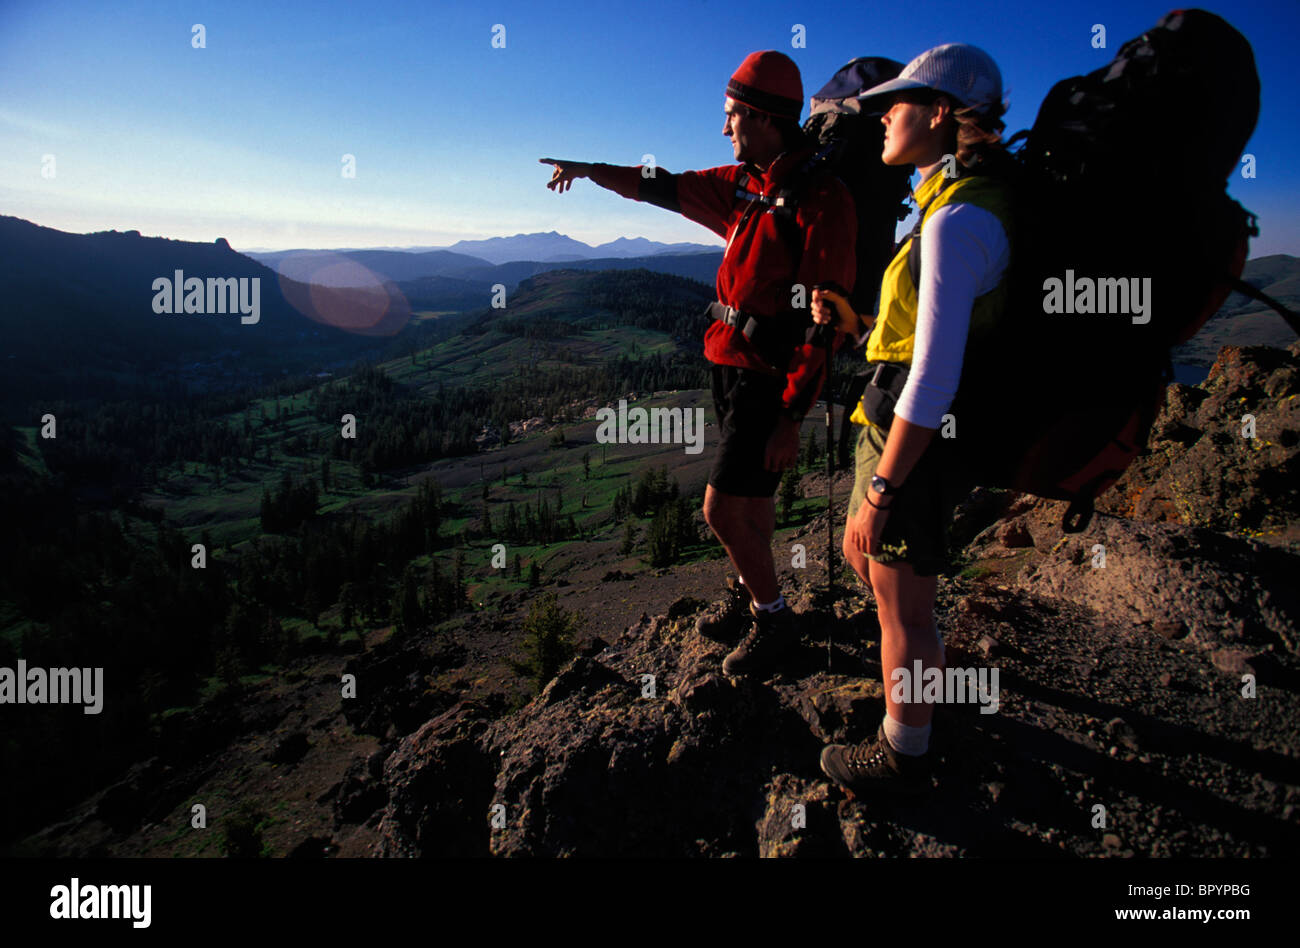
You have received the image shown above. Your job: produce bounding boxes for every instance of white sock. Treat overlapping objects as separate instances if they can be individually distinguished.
[755,595,786,613]
[883,711,931,756]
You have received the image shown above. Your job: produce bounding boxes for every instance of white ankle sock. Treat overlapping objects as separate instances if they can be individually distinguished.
[883,711,931,756]
[755,595,786,613]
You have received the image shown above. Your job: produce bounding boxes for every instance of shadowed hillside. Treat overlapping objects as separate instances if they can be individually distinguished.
[9,340,1299,858]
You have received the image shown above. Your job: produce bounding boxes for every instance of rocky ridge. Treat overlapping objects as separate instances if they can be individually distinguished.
[19,343,1300,858]
[353,343,1300,857]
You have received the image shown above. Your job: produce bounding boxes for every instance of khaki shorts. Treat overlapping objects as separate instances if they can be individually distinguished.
[846,422,973,577]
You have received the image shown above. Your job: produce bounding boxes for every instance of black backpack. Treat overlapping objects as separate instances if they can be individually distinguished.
[800,57,916,316]
[929,8,1300,531]
[721,56,915,453]
[736,56,914,317]
[790,58,916,465]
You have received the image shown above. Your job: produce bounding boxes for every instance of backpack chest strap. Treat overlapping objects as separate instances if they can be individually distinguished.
[905,174,962,288]
[735,171,798,209]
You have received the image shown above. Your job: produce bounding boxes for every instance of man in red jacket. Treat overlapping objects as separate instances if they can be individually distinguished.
[542,50,856,678]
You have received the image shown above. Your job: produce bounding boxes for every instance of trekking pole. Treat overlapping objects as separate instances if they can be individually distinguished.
[823,331,835,670]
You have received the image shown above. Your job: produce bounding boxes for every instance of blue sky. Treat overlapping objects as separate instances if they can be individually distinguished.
[2,0,1297,255]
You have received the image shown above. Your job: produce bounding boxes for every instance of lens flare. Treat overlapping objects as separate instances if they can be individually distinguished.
[273,251,411,336]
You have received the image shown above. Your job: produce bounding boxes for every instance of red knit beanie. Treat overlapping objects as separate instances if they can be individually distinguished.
[726,50,803,121]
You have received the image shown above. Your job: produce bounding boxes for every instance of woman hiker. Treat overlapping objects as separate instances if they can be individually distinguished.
[810,43,1015,796]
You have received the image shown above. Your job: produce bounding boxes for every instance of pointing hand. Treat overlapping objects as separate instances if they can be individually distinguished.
[540,158,591,193]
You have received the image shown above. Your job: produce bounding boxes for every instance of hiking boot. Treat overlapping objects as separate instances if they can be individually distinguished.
[694,575,750,639]
[722,603,796,678]
[819,723,932,798]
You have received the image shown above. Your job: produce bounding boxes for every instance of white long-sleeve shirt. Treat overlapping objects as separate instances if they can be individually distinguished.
[887,198,1009,428]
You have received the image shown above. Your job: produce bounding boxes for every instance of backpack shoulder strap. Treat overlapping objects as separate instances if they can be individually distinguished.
[724,148,841,312]
[905,211,925,288]
[905,173,962,289]
[774,145,844,274]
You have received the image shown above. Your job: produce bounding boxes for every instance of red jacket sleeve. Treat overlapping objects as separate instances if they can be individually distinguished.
[780,180,858,415]
[670,166,739,238]
[585,163,645,201]
[587,163,737,238]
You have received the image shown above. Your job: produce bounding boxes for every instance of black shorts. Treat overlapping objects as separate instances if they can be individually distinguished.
[709,364,785,498]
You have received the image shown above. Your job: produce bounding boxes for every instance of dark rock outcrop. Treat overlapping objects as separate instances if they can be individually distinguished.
[1101,342,1300,535]
[365,344,1299,858]
[373,610,845,856]
[341,636,466,738]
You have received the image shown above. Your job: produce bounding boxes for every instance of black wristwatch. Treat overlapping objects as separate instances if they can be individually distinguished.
[870,474,902,498]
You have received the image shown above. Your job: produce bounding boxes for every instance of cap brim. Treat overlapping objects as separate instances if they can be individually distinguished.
[854,76,928,112]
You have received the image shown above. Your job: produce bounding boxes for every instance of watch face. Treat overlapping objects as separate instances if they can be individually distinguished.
[871,475,888,495]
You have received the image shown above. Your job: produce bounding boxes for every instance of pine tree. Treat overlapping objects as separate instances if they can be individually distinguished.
[779,468,800,524]
[423,560,443,625]
[803,428,819,470]
[339,581,357,631]
[396,565,421,634]
[453,551,467,612]
[519,592,580,692]
[646,502,677,567]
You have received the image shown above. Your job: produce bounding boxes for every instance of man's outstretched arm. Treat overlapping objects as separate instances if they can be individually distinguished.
[540,158,734,238]
[541,159,635,197]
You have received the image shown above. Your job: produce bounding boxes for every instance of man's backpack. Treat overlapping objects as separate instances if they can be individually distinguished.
[801,57,917,316]
[936,8,1299,532]
[794,58,916,465]
[734,56,914,312]
[721,56,915,438]
[718,57,911,377]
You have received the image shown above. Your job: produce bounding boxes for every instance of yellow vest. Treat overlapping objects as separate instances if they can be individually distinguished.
[850,168,1013,426]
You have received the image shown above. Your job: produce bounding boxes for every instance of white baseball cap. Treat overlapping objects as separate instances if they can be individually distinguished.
[856,43,1002,114]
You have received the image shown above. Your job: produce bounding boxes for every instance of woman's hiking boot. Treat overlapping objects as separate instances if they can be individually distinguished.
[819,723,932,798]
[694,575,750,640]
[722,602,796,678]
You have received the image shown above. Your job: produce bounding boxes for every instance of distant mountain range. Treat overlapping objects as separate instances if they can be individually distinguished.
[247,231,720,268]
[0,216,722,412]
[243,241,723,291]
[2,213,1294,414]
[0,216,409,411]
